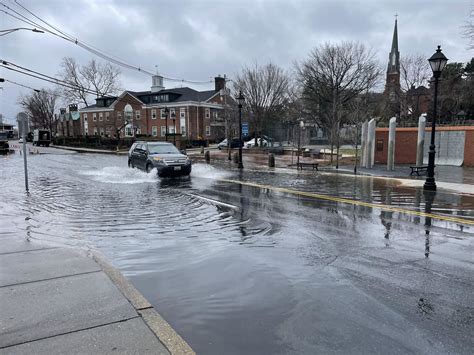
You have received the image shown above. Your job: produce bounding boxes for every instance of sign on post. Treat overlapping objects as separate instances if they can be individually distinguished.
[242,122,249,137]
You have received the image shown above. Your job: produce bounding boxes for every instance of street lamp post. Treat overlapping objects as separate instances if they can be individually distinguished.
[297,120,304,167]
[164,107,169,142]
[424,46,448,191]
[236,91,245,169]
[171,110,176,145]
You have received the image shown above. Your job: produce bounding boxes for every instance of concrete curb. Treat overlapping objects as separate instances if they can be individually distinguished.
[90,250,195,355]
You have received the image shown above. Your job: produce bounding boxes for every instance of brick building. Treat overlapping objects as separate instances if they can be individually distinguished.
[77,75,227,141]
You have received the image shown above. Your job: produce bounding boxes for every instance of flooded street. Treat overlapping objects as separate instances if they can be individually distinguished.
[1,152,473,354]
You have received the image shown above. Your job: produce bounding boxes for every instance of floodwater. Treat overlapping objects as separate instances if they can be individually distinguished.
[1,152,473,354]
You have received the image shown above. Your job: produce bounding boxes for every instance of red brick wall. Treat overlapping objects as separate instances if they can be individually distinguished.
[465,131,474,167]
[375,129,418,164]
[375,126,474,166]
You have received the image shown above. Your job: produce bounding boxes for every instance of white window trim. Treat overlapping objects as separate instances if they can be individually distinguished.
[93,113,97,122]
[205,125,211,136]
[152,126,158,137]
[135,110,141,120]
[151,109,157,119]
[99,112,103,121]
[205,108,210,119]
[160,109,166,119]
[160,126,166,137]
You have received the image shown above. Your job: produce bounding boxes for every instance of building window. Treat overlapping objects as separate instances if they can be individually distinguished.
[205,108,210,119]
[181,125,186,136]
[152,126,158,137]
[93,113,97,122]
[135,110,140,120]
[99,112,103,121]
[160,126,166,137]
[136,127,141,135]
[160,109,166,119]
[205,125,211,136]
[125,126,133,137]
[180,108,185,119]
[105,127,110,136]
[170,108,176,118]
[213,111,218,119]
[117,112,122,120]
[83,113,88,121]
[93,127,98,135]
[151,109,157,119]
[106,112,110,121]
[169,126,176,134]
[100,127,105,136]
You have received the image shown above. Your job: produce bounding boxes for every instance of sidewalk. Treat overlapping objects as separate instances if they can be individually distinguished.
[0,237,194,354]
[50,145,129,155]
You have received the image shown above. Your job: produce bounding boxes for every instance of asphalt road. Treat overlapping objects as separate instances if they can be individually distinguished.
[1,151,473,354]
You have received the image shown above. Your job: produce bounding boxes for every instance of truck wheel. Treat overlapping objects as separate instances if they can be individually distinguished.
[146,164,153,173]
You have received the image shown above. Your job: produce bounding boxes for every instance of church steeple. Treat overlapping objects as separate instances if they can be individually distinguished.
[387,18,400,74]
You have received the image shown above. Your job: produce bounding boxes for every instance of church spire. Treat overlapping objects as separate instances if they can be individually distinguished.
[387,18,400,74]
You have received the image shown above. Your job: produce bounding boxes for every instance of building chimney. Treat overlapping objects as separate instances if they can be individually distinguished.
[151,75,165,92]
[215,75,225,91]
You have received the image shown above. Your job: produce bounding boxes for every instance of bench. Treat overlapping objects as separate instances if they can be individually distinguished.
[297,162,319,171]
[410,165,429,176]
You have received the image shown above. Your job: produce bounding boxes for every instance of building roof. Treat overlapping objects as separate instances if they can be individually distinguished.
[128,87,218,103]
[387,19,400,74]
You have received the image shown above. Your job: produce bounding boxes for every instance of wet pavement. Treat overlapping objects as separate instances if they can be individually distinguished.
[1,151,473,354]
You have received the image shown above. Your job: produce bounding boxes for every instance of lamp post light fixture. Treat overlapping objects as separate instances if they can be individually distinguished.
[236,90,245,169]
[164,107,169,142]
[424,45,448,191]
[0,28,44,37]
[297,120,304,167]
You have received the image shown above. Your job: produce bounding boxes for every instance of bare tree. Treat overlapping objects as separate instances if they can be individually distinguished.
[18,89,59,133]
[297,42,382,165]
[58,57,121,107]
[400,54,431,92]
[234,62,290,146]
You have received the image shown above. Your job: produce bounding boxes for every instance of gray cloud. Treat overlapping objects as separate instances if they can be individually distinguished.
[0,0,471,123]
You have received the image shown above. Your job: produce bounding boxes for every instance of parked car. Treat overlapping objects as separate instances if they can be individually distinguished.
[128,141,192,177]
[19,137,23,143]
[0,131,9,154]
[217,138,228,150]
[245,137,269,149]
[217,138,244,149]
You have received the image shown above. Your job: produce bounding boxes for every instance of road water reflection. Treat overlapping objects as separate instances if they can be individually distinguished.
[1,152,473,354]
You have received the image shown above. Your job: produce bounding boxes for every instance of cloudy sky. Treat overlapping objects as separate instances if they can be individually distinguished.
[0,0,472,124]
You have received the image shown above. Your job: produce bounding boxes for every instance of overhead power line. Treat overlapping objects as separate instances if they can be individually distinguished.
[1,0,214,85]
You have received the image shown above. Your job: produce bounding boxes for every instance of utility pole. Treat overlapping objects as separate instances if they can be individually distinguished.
[18,112,29,193]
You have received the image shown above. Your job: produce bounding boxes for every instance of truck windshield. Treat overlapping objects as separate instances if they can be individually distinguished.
[148,144,180,155]
[0,132,8,140]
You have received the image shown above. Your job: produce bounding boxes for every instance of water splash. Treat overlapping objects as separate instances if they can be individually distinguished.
[79,166,157,184]
[191,163,233,180]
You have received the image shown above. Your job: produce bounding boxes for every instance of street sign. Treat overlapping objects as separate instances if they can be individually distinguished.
[242,122,249,136]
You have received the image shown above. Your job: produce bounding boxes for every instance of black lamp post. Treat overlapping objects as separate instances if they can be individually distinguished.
[171,110,177,145]
[164,107,169,142]
[236,90,245,169]
[424,46,448,191]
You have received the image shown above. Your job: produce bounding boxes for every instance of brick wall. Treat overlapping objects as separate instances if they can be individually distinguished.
[465,130,474,167]
[375,126,474,166]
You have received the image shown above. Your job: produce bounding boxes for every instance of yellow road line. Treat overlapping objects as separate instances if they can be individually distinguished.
[219,179,474,226]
